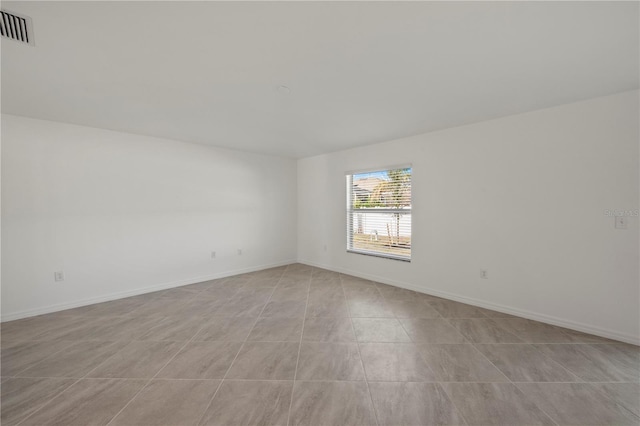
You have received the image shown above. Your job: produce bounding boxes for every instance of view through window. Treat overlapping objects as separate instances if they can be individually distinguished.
[347,167,412,261]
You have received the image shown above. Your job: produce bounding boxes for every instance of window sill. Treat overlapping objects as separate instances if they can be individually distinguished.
[346,249,411,262]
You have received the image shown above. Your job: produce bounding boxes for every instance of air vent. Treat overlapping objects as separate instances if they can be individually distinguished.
[1,10,34,46]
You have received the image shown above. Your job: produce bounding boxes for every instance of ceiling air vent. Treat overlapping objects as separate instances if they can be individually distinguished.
[0,10,34,46]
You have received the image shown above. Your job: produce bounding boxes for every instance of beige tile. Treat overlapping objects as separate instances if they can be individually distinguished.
[21,378,146,426]
[310,281,342,291]
[592,382,640,417]
[418,344,508,382]
[199,380,292,426]
[306,294,350,318]
[215,299,268,317]
[133,298,191,317]
[448,319,523,343]
[343,284,381,301]
[534,343,640,382]
[441,382,554,425]
[399,318,467,343]
[377,286,422,301]
[279,275,311,287]
[270,286,309,303]
[24,315,105,341]
[386,299,442,318]
[281,276,311,285]
[8,267,639,426]
[241,277,282,289]
[480,309,519,319]
[516,383,640,425]
[475,343,580,382]
[156,341,242,379]
[136,315,204,341]
[360,343,436,381]
[558,328,620,343]
[428,299,490,318]
[20,341,128,378]
[226,342,299,380]
[308,284,344,299]
[302,317,356,342]
[496,318,576,343]
[1,340,73,376]
[91,315,165,340]
[0,377,75,426]
[193,317,255,341]
[1,316,80,342]
[87,341,182,378]
[369,382,464,426]
[277,276,310,288]
[289,381,377,426]
[110,379,219,426]
[153,286,204,298]
[214,288,272,317]
[71,298,148,317]
[311,270,340,281]
[340,275,373,285]
[182,278,228,291]
[224,275,254,286]
[352,318,411,342]
[261,300,307,317]
[200,284,242,299]
[247,317,303,341]
[347,297,396,318]
[297,342,365,380]
[256,266,285,275]
[171,297,231,316]
[34,316,112,341]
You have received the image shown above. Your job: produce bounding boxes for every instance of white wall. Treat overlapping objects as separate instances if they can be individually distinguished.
[1,115,297,320]
[298,90,640,344]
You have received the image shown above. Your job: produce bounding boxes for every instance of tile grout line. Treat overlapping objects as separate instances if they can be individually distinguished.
[591,383,640,422]
[10,315,174,425]
[13,313,186,426]
[14,341,157,424]
[7,375,640,384]
[285,268,312,426]
[438,316,525,426]
[384,290,569,426]
[340,273,381,426]
[6,268,637,426]
[100,276,243,426]
[13,376,83,426]
[508,342,586,384]
[8,339,79,379]
[379,285,470,426]
[438,316,560,426]
[526,343,615,383]
[194,267,290,426]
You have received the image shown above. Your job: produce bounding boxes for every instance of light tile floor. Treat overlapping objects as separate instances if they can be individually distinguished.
[1,263,639,425]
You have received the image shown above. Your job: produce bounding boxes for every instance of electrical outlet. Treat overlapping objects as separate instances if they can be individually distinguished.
[211,251,216,258]
[615,216,628,229]
[480,269,489,279]
[237,249,242,255]
[54,271,65,282]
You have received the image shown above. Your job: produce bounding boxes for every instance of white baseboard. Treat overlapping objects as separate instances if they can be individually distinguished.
[1,259,296,323]
[298,259,640,346]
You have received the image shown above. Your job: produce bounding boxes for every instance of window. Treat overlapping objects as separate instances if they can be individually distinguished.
[346,167,412,261]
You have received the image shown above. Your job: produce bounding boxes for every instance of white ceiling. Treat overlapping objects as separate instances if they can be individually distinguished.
[2,1,638,158]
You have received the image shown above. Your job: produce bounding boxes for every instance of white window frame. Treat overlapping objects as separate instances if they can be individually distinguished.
[346,165,412,262]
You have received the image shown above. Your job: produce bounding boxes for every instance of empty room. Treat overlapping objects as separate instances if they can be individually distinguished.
[1,1,639,425]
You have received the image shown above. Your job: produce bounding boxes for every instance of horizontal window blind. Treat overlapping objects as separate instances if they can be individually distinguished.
[347,167,412,261]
